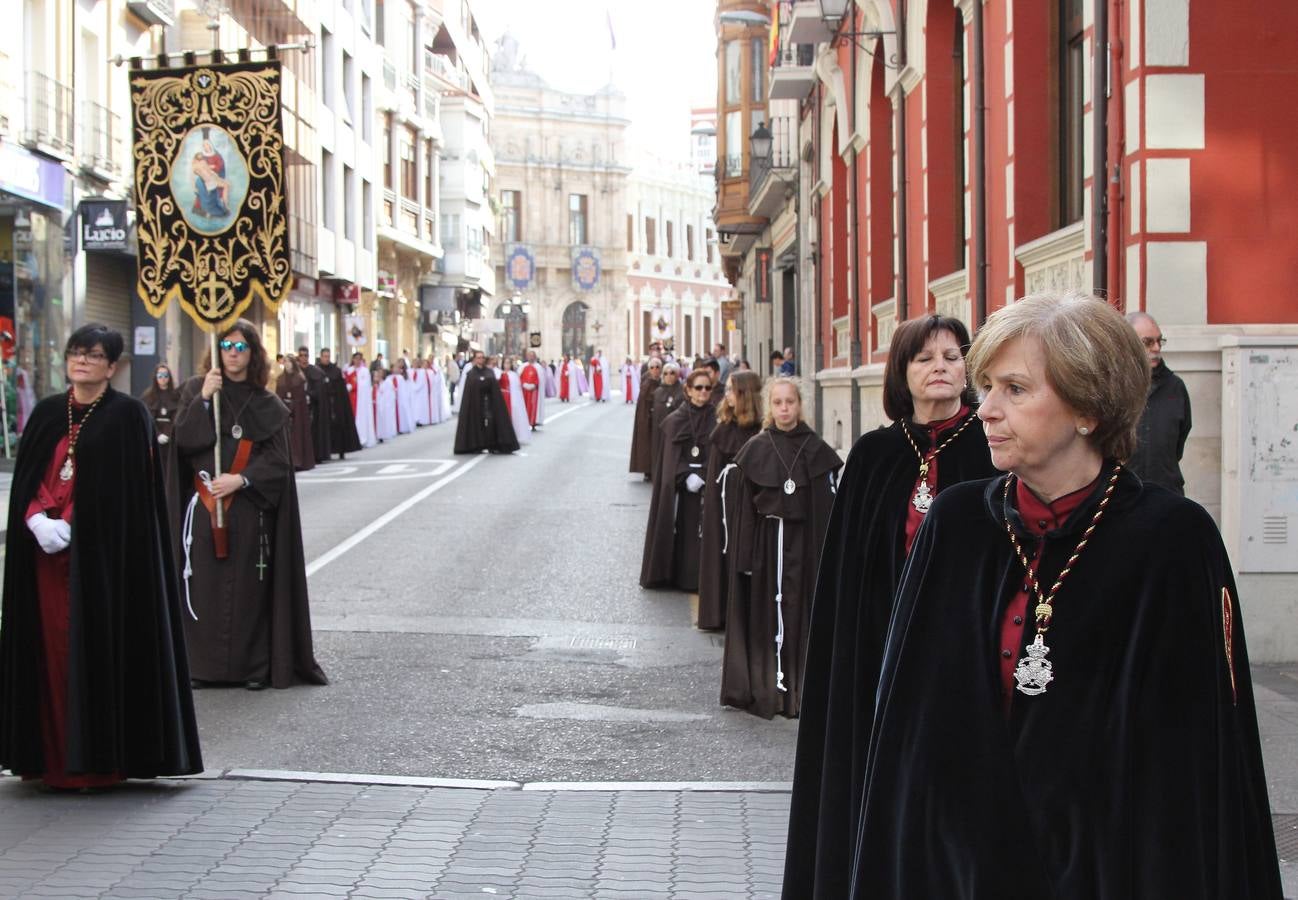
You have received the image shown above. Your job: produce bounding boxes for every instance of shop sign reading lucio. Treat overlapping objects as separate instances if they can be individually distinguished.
[80,199,129,252]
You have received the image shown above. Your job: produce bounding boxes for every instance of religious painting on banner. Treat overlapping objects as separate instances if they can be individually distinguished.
[344,314,367,347]
[130,62,290,332]
[651,307,674,343]
[506,243,535,291]
[572,247,600,292]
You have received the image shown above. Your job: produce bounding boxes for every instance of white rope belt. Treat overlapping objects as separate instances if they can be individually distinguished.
[180,470,213,622]
[768,514,787,693]
[717,463,739,554]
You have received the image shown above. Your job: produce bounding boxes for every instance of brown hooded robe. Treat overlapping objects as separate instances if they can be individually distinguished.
[639,400,716,590]
[722,423,841,719]
[628,374,660,476]
[697,419,759,630]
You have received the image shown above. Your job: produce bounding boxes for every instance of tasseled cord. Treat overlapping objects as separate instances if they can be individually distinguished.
[768,514,787,693]
[180,470,213,621]
[717,463,738,553]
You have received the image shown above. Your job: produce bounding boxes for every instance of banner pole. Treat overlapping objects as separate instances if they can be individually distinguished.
[211,330,224,530]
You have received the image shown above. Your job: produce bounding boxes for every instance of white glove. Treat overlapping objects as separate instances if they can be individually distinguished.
[685,473,705,493]
[27,512,71,554]
[157,433,170,445]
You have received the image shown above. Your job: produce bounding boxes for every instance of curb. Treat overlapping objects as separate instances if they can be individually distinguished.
[199,768,792,793]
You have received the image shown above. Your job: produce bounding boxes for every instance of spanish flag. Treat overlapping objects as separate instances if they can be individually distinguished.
[768,1,779,66]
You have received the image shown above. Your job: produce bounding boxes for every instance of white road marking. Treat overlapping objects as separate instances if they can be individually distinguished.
[541,404,585,425]
[296,459,456,484]
[304,454,486,576]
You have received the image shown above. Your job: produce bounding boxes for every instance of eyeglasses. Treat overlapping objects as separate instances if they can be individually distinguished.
[65,349,108,363]
[690,384,714,392]
[219,339,250,353]
[1141,336,1167,349]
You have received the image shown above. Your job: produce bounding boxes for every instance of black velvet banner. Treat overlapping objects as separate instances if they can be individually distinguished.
[130,62,290,331]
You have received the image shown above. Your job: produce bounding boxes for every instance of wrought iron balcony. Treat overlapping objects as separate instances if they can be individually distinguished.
[23,71,74,157]
[80,100,123,179]
[749,115,797,217]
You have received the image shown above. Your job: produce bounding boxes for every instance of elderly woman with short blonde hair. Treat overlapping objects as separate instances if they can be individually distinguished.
[845,292,1282,899]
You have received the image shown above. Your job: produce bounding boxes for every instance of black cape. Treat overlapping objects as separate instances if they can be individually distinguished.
[721,424,841,719]
[302,363,331,463]
[320,362,362,455]
[697,420,758,629]
[640,401,715,590]
[0,389,203,777]
[848,468,1282,899]
[170,377,328,688]
[453,365,520,454]
[783,414,995,897]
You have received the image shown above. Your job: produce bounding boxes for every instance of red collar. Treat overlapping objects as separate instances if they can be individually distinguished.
[1015,476,1097,536]
[919,405,970,436]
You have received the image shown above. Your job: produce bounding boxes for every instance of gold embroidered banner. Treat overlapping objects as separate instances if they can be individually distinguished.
[130,62,290,333]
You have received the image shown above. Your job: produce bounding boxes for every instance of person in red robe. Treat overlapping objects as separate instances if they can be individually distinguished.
[589,352,607,402]
[1,325,202,789]
[498,363,514,415]
[344,358,359,415]
[559,355,571,402]
[520,351,542,429]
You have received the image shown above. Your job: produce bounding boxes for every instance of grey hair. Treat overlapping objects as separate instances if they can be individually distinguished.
[662,361,681,374]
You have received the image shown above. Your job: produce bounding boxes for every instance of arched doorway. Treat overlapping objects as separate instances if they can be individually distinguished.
[562,300,589,358]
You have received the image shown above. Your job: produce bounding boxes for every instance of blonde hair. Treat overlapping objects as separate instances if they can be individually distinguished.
[761,376,806,430]
[965,291,1150,460]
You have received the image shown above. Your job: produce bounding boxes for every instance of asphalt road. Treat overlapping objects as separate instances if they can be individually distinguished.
[192,395,800,781]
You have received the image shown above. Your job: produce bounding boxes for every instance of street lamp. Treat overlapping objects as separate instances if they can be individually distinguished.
[750,124,773,165]
[818,0,900,68]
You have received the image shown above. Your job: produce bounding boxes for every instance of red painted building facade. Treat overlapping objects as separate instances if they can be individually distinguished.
[717,0,1298,658]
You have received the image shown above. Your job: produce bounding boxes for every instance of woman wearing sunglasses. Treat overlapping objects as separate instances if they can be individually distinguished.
[640,367,717,592]
[170,320,327,691]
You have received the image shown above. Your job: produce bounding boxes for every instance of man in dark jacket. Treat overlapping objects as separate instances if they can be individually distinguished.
[1127,312,1192,495]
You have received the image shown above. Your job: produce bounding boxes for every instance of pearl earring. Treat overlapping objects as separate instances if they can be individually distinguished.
[1078,426,1090,436]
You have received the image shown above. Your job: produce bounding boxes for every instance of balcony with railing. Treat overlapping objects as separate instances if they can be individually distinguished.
[769,39,816,101]
[80,100,123,180]
[748,114,796,218]
[23,71,74,158]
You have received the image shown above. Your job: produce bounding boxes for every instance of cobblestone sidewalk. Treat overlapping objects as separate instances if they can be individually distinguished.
[0,777,787,899]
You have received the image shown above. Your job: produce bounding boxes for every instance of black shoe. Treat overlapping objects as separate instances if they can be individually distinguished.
[244,680,268,691]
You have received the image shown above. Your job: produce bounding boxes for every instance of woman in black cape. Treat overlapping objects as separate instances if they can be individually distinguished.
[847,293,1281,898]
[782,314,995,896]
[628,357,662,479]
[649,362,685,477]
[722,376,841,720]
[697,370,762,630]
[640,367,715,590]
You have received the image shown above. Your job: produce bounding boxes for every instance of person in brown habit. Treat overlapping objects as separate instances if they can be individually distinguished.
[628,356,662,480]
[274,355,315,471]
[640,367,717,590]
[696,370,762,631]
[170,320,327,691]
[649,361,685,478]
[722,376,841,719]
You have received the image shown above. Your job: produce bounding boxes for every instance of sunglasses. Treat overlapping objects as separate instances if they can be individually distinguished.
[219,340,250,353]
[690,384,714,392]
[65,349,108,363]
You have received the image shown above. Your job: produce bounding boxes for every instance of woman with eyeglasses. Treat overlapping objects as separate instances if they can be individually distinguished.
[628,356,662,480]
[1,324,202,789]
[649,361,685,478]
[844,294,1280,899]
[640,367,717,591]
[697,370,763,631]
[171,320,327,691]
[722,377,842,721]
[140,363,181,448]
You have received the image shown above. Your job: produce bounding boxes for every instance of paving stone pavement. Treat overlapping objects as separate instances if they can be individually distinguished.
[0,777,787,899]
